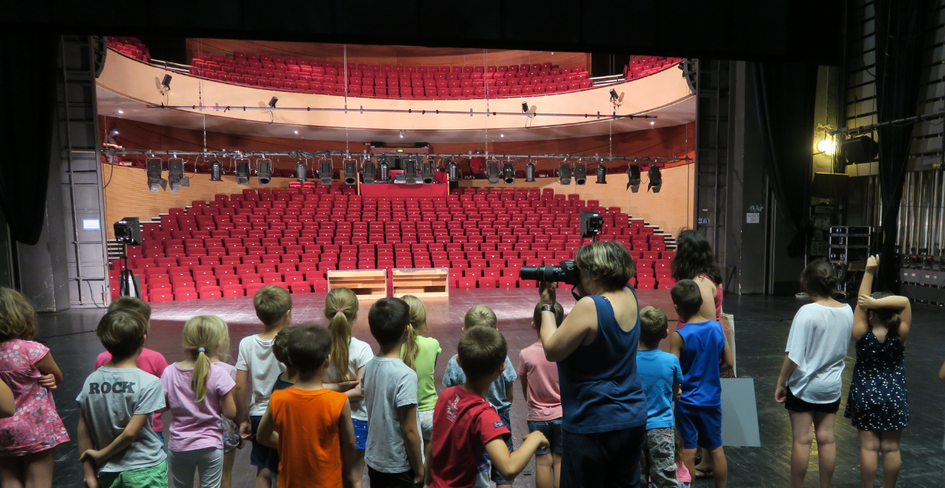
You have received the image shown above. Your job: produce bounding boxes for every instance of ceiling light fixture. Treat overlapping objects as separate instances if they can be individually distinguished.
[525,161,536,182]
[559,162,572,185]
[574,161,587,185]
[627,164,641,193]
[648,165,663,193]
[596,164,607,184]
[210,160,223,181]
[399,130,405,139]
[236,160,250,185]
[146,159,166,192]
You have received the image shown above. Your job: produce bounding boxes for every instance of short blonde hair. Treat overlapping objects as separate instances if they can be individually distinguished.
[464,305,497,330]
[108,297,152,322]
[0,288,37,341]
[639,306,669,347]
[254,286,292,326]
[574,241,635,291]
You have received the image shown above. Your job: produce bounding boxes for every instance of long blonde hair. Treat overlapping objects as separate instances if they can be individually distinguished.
[182,315,227,402]
[325,288,358,380]
[401,295,427,370]
[205,315,231,362]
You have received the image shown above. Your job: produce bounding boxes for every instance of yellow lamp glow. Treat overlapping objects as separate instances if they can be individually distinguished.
[817,139,837,155]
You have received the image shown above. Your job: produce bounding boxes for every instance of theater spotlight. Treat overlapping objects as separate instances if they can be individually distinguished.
[503,162,515,184]
[146,159,166,192]
[167,159,189,193]
[379,158,390,182]
[558,162,572,185]
[596,164,607,184]
[209,160,223,181]
[343,160,358,185]
[404,158,418,184]
[486,160,501,185]
[160,74,172,94]
[362,159,377,184]
[627,164,641,193]
[648,165,662,193]
[268,96,278,109]
[525,161,536,182]
[296,161,307,182]
[319,160,333,185]
[421,160,435,184]
[574,162,587,185]
[610,89,618,101]
[447,160,460,182]
[256,159,272,185]
[236,160,250,185]
[522,102,529,113]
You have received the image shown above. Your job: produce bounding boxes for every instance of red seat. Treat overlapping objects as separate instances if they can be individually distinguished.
[478,277,497,288]
[222,285,245,297]
[245,283,265,296]
[199,286,222,299]
[290,284,312,294]
[498,276,518,288]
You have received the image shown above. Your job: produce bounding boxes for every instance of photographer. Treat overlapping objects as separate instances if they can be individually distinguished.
[536,241,647,488]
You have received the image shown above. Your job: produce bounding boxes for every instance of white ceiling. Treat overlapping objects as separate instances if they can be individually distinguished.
[96,87,695,143]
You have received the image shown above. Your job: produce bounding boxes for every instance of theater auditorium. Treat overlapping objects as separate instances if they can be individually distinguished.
[1,1,944,487]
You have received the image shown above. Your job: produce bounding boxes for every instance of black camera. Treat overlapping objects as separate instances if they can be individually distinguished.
[520,260,580,286]
[113,217,142,246]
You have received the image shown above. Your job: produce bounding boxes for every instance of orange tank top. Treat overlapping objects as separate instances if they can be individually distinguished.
[271,387,348,488]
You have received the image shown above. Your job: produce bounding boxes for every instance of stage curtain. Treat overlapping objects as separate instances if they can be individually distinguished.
[873,0,926,290]
[751,62,818,257]
[0,33,58,245]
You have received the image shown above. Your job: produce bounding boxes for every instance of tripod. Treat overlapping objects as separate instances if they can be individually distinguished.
[119,241,140,298]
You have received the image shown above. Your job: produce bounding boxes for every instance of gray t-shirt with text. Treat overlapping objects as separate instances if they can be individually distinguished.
[363,356,418,474]
[76,367,166,474]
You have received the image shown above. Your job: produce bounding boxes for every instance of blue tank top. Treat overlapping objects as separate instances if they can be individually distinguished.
[677,320,725,407]
[558,288,648,434]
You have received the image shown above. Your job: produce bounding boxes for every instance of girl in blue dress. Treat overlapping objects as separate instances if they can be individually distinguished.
[845,255,912,488]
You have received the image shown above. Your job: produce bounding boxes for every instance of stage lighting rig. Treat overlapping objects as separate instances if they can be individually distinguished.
[210,160,223,181]
[379,157,390,182]
[503,161,515,184]
[486,159,501,184]
[447,160,460,182]
[648,165,662,193]
[146,159,166,192]
[236,160,250,185]
[343,159,358,185]
[256,159,273,185]
[167,158,189,193]
[362,158,377,184]
[319,159,333,185]
[421,159,435,184]
[596,164,607,184]
[404,158,418,184]
[296,161,307,182]
[627,164,641,193]
[525,161,536,182]
[558,162,572,185]
[574,161,587,185]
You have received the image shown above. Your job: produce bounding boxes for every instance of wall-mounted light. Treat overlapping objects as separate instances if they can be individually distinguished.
[160,74,172,94]
[817,138,837,155]
[268,96,278,109]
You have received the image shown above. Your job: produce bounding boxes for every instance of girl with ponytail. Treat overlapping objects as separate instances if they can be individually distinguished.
[400,295,441,463]
[162,315,238,488]
[322,288,375,488]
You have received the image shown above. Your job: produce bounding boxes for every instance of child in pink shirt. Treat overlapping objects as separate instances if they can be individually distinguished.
[94,297,168,441]
[517,303,565,488]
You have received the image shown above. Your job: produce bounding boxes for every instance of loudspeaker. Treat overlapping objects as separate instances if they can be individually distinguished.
[841,136,878,164]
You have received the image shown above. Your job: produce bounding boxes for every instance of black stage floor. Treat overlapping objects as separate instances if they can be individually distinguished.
[37,289,945,487]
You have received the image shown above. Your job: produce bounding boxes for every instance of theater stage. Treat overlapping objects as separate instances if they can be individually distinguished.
[39,289,945,487]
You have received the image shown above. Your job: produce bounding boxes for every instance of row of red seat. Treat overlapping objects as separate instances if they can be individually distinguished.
[624,56,682,80]
[108,37,149,62]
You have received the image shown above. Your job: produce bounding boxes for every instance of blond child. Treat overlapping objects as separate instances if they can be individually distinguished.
[401,295,441,464]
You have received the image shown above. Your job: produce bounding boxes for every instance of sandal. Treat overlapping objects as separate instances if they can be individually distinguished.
[694,468,713,478]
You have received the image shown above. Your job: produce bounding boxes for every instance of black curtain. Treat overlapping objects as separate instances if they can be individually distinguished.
[0,33,58,245]
[873,0,926,290]
[752,62,819,258]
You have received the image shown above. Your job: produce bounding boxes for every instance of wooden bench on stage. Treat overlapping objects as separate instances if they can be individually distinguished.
[391,268,449,299]
[327,269,388,300]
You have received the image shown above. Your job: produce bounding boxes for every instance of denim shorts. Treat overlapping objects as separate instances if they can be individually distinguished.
[527,418,563,455]
[674,403,723,450]
[352,418,368,451]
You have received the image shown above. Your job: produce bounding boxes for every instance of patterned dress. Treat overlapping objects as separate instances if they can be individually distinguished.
[0,339,70,455]
[844,331,909,431]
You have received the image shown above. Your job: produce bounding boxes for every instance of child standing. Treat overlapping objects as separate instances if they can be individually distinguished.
[0,288,69,488]
[637,306,683,488]
[669,279,733,488]
[257,325,359,488]
[363,298,425,488]
[845,255,912,488]
[774,260,853,488]
[77,310,167,488]
[323,288,374,487]
[428,326,549,488]
[94,297,169,445]
[235,286,291,488]
[204,316,242,488]
[517,302,564,488]
[442,305,518,488]
[401,295,442,464]
[264,326,298,488]
[162,315,238,488]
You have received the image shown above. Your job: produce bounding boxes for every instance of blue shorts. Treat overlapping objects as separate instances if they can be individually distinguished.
[352,419,368,451]
[250,415,280,472]
[484,408,514,485]
[674,403,722,450]
[527,418,563,455]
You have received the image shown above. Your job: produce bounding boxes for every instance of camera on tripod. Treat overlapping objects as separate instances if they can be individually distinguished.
[113,217,142,246]
[519,212,603,285]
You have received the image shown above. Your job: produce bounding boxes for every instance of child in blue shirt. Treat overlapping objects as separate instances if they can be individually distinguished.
[636,306,683,488]
[442,305,517,488]
[669,280,734,488]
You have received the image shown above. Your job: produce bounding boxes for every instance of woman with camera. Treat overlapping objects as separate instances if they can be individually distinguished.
[537,241,647,488]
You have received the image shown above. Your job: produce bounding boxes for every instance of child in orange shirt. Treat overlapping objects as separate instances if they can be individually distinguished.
[257,325,358,488]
